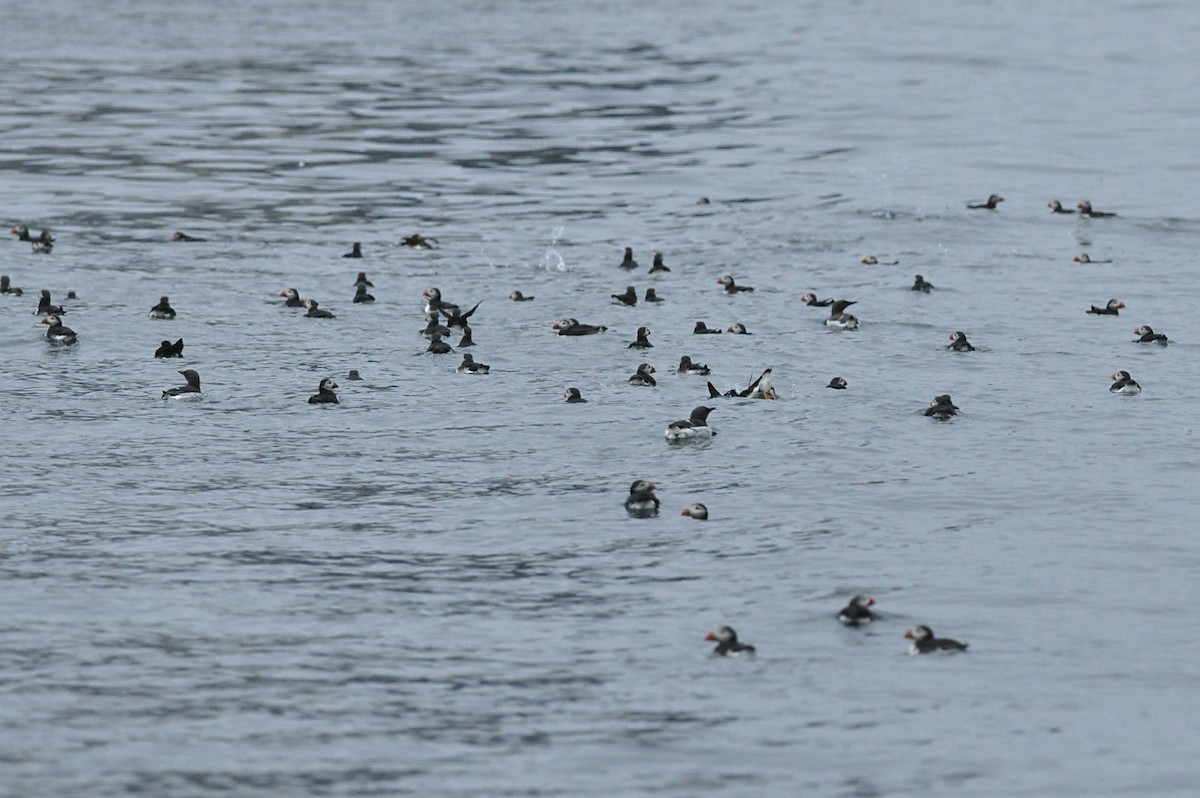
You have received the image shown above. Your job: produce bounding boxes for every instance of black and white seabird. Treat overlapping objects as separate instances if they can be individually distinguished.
[563,387,587,403]
[966,194,1004,209]
[827,377,848,390]
[457,353,490,374]
[154,338,184,358]
[308,378,339,404]
[624,479,659,516]
[343,242,363,258]
[924,394,959,419]
[1133,325,1168,345]
[279,288,305,307]
[905,625,968,654]
[619,247,638,270]
[1,275,23,295]
[947,331,975,351]
[509,290,535,301]
[912,274,934,292]
[705,626,755,656]
[693,321,722,334]
[837,595,876,626]
[612,286,637,306]
[149,296,176,319]
[353,284,375,303]
[1088,298,1125,315]
[716,275,754,293]
[171,231,206,242]
[303,299,335,318]
[628,326,653,349]
[427,333,453,354]
[35,290,65,315]
[677,356,711,375]
[628,363,657,386]
[681,503,708,520]
[1110,370,1141,395]
[1077,201,1116,218]
[401,233,438,248]
[649,252,670,273]
[553,318,607,336]
[40,314,76,344]
[162,369,201,399]
[665,405,716,441]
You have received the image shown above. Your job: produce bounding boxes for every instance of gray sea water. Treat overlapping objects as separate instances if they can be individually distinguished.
[3,1,1200,795]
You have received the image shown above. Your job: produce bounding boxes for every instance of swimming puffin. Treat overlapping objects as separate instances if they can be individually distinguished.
[726,323,751,334]
[353,272,374,288]
[677,356,711,375]
[421,313,452,338]
[154,338,184,358]
[509,291,535,301]
[553,318,607,336]
[612,286,637,306]
[705,626,755,656]
[628,363,657,386]
[624,479,659,516]
[1074,253,1113,264]
[35,290,65,315]
[347,369,363,380]
[441,301,481,329]
[303,299,335,318]
[947,331,975,351]
[649,252,670,273]
[457,353,490,374]
[619,247,638,270]
[401,233,438,248]
[40,314,76,343]
[308,378,339,404]
[11,225,54,252]
[665,405,716,441]
[643,288,664,303]
[149,296,176,319]
[171,231,206,242]
[825,299,859,329]
[563,387,587,403]
[716,275,754,293]
[628,326,653,349]
[837,595,876,626]
[353,284,375,303]
[1077,201,1116,218]
[707,368,775,399]
[1133,325,1168,345]
[1110,370,1141,394]
[912,274,934,292]
[1087,299,1125,315]
[422,287,458,315]
[343,242,363,258]
[693,321,722,334]
[279,288,305,308]
[827,377,848,390]
[162,369,201,399]
[905,625,968,654]
[456,326,474,348]
[427,333,453,354]
[681,503,708,520]
[924,394,959,419]
[966,194,1004,209]
[799,293,834,307]
[1,275,24,295]
[1047,200,1074,214]
[861,255,899,265]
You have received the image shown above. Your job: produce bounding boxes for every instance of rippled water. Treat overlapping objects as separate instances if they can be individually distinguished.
[4,1,1200,795]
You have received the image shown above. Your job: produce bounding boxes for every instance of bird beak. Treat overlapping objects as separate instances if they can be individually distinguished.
[647,482,657,490]
[1118,302,1127,309]
[681,508,690,516]
[704,632,716,641]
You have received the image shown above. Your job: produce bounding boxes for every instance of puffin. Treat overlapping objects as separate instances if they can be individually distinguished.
[628,363,657,387]
[509,290,535,301]
[905,625,968,654]
[279,288,305,307]
[422,287,458,315]
[704,626,755,656]
[162,369,201,399]
[171,231,206,242]
[1133,325,1168,345]
[457,353,490,374]
[149,296,176,319]
[1110,370,1141,395]
[837,595,877,626]
[1047,200,1074,214]
[40,314,77,343]
[628,326,653,349]
[353,272,374,288]
[619,247,638,270]
[677,355,711,375]
[401,233,437,248]
[612,285,637,306]
[427,333,453,354]
[716,275,754,293]
[303,299,335,318]
[947,331,975,352]
[154,338,184,358]
[1,275,24,295]
[1087,299,1125,315]
[1077,201,1116,218]
[924,394,959,419]
[799,293,834,307]
[624,479,659,516]
[553,318,607,336]
[353,284,375,303]
[643,288,664,303]
[827,377,848,390]
[966,194,1004,209]
[693,321,722,334]
[10,225,54,252]
[421,313,452,338]
[707,368,776,399]
[347,369,363,380]
[912,274,934,292]
[1074,253,1112,264]
[649,252,670,273]
[308,378,339,404]
[35,290,65,315]
[343,242,363,258]
[665,406,716,441]
[440,301,481,329]
[456,325,474,348]
[861,255,899,265]
[563,387,587,403]
[726,323,751,334]
[681,503,708,520]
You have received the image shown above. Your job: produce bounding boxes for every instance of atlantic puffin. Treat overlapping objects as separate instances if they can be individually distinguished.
[799,293,834,307]
[693,321,722,334]
[1073,253,1112,264]
[649,252,670,273]
[966,194,1004,209]
[279,288,305,307]
[509,291,535,301]
[861,255,899,265]
[303,299,335,318]
[171,231,205,242]
[716,275,754,293]
[1110,370,1141,394]
[628,363,657,387]
[427,333,453,354]
[149,296,176,319]
[154,338,184,358]
[563,387,587,403]
[677,356,711,375]
[912,274,934,292]
[681,503,708,520]
[924,394,959,419]
[947,331,975,352]
[440,301,481,329]
[1133,325,1168,345]
[1,275,23,295]
[1087,299,1125,315]
[628,326,652,349]
[457,353,490,374]
[553,318,607,336]
[619,247,638,270]
[837,595,876,626]
[308,378,339,404]
[343,242,363,258]
[35,290,65,315]
[401,234,438,248]
[905,625,968,654]
[643,288,663,303]
[624,479,659,516]
[40,314,76,343]
[1047,200,1074,214]
[827,377,848,390]
[353,284,375,303]
[726,323,751,334]
[612,286,637,306]
[704,626,755,656]
[1077,201,1116,218]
